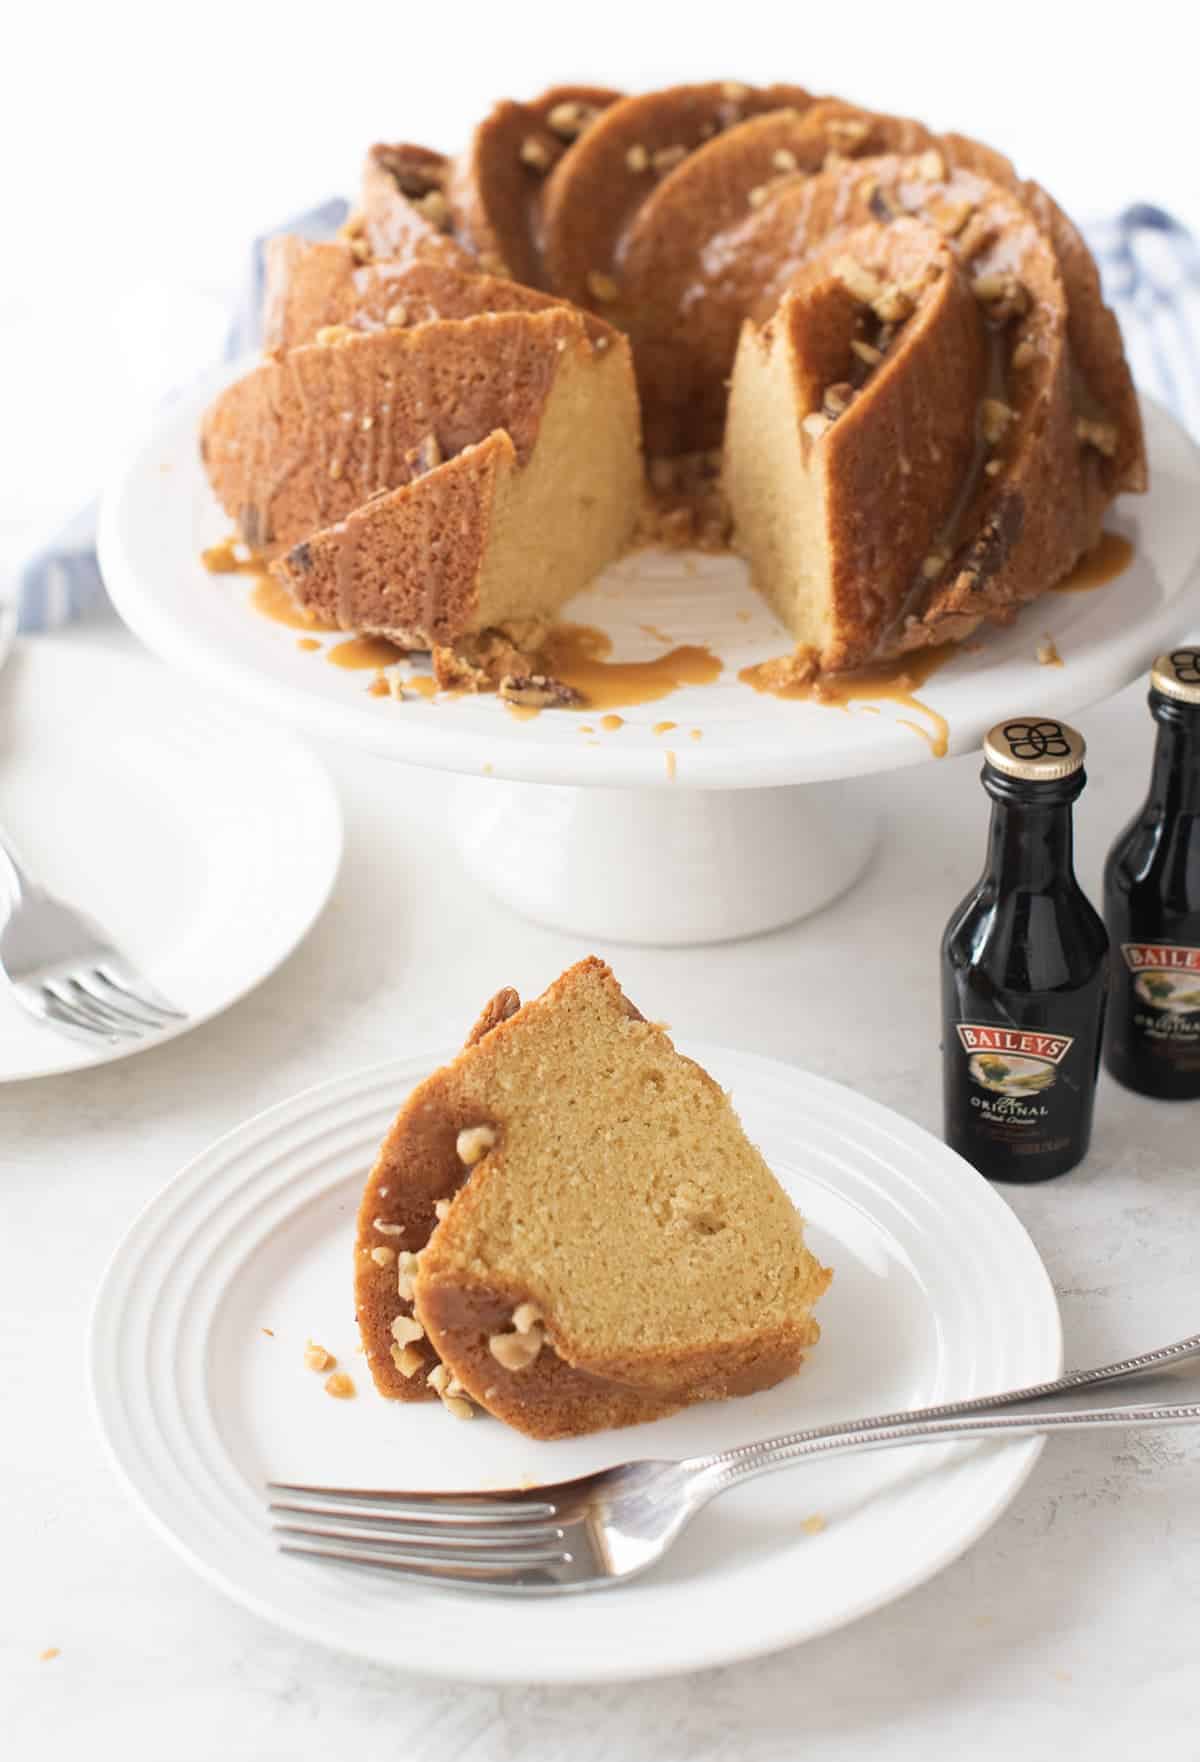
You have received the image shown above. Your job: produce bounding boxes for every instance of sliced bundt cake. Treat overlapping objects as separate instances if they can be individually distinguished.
[202,303,640,656]
[201,80,1145,688]
[354,959,831,1440]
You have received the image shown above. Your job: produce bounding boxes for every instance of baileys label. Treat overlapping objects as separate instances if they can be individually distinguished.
[956,1024,1075,1097]
[1122,944,1200,1018]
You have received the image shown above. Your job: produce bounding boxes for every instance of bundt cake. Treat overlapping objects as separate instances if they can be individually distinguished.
[200,81,1145,690]
[354,958,831,1440]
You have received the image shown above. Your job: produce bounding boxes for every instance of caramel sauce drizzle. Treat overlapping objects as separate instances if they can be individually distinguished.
[739,643,955,759]
[326,634,408,670]
[249,574,338,632]
[1051,530,1133,593]
[540,623,721,711]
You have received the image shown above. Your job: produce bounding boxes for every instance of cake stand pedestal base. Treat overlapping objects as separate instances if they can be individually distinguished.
[450,777,879,946]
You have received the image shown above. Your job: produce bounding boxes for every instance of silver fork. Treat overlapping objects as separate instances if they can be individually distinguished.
[0,829,187,1046]
[270,1331,1200,1594]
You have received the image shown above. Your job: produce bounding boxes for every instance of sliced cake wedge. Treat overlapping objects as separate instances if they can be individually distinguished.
[355,958,831,1440]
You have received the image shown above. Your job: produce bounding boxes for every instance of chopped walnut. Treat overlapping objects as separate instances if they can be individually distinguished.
[873,282,914,324]
[972,271,1030,322]
[396,1250,419,1301]
[747,184,770,209]
[802,412,832,441]
[315,325,355,347]
[489,1325,544,1371]
[1076,416,1118,457]
[370,1245,396,1267]
[373,1218,405,1237]
[826,116,870,146]
[822,381,855,419]
[520,135,551,170]
[926,196,975,238]
[456,1123,496,1164]
[434,1198,451,1222]
[384,302,409,327]
[651,144,688,174]
[851,339,883,366]
[914,148,946,182]
[833,255,881,305]
[921,552,948,580]
[499,674,585,709]
[391,1313,425,1347]
[512,1301,543,1334]
[586,270,619,303]
[390,1342,425,1377]
[772,147,798,172]
[304,1340,336,1372]
[547,100,599,140]
[981,398,1015,445]
[442,1394,477,1421]
[324,1371,355,1399]
[415,190,450,230]
[427,1363,450,1394]
[626,143,649,172]
[984,458,1004,477]
[405,432,443,477]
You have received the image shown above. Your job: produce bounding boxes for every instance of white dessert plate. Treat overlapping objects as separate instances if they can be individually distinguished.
[98,366,1200,789]
[0,639,342,1081]
[89,1043,1061,1684]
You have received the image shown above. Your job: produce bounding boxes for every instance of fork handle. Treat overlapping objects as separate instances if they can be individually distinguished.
[689,1332,1200,1494]
[692,1398,1200,1496]
[0,825,35,901]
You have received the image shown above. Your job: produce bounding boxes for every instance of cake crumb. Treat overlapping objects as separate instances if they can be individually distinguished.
[801,1514,827,1536]
[664,749,677,781]
[261,1327,274,1337]
[1037,635,1063,667]
[324,1370,356,1399]
[39,1648,60,1662]
[304,1340,336,1372]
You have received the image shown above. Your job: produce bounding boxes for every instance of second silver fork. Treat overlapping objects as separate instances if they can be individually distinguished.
[0,828,186,1046]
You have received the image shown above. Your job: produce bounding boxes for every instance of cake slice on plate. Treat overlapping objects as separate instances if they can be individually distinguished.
[354,958,831,1440]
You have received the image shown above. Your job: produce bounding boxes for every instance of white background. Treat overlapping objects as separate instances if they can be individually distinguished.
[4,6,1200,1758]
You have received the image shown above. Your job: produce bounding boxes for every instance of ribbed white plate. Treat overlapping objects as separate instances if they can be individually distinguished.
[0,640,342,1081]
[89,1044,1061,1683]
[98,367,1200,788]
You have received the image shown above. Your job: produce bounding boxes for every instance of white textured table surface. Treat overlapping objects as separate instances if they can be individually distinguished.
[3,623,1199,1761]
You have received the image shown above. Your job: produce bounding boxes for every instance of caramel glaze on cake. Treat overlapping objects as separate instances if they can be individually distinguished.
[200,82,1146,687]
[355,959,831,1439]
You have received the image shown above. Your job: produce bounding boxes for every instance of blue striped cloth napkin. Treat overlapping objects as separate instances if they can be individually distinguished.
[13,201,1200,634]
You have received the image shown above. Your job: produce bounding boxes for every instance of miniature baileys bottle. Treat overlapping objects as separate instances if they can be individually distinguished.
[941,718,1109,1182]
[1104,648,1200,1099]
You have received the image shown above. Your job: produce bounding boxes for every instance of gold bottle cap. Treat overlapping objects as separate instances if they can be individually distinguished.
[1150,647,1200,705]
[983,717,1086,782]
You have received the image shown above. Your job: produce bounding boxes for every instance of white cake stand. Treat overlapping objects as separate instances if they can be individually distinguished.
[99,362,1200,945]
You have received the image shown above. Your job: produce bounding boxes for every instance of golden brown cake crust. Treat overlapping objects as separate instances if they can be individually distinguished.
[446,86,623,289]
[358,142,474,267]
[260,239,615,355]
[202,307,596,555]
[540,81,814,312]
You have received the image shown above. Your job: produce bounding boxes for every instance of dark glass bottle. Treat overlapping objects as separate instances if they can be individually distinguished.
[942,718,1109,1182]
[1104,648,1200,1098]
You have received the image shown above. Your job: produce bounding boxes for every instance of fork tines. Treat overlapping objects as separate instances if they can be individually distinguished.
[267,1480,573,1592]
